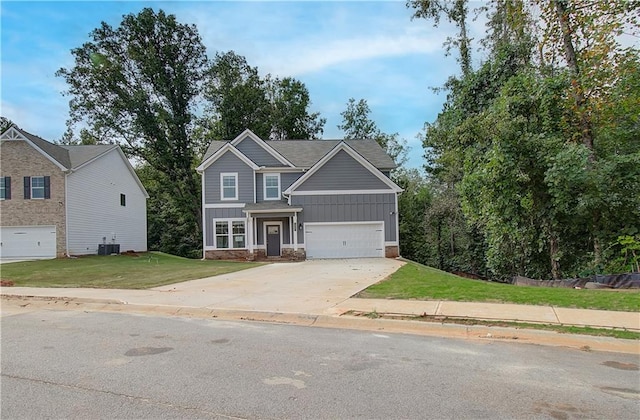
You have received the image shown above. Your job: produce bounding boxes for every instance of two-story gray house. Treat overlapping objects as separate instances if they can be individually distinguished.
[196,129,402,260]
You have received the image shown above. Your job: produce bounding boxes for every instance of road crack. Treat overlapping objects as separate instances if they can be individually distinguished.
[1,372,247,419]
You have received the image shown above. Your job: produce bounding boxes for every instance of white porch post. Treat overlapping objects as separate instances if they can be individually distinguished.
[247,213,254,254]
[293,212,298,251]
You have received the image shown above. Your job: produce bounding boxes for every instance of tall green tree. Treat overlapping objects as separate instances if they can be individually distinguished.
[418,0,639,280]
[56,8,209,256]
[338,98,407,166]
[267,76,325,140]
[205,51,325,141]
[205,51,271,140]
[407,0,473,75]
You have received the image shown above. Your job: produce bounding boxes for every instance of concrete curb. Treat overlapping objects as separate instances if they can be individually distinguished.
[3,294,638,355]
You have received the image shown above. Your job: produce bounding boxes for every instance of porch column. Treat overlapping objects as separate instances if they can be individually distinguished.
[247,213,254,254]
[293,212,298,251]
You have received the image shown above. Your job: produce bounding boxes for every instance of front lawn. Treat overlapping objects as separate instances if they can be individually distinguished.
[0,252,261,289]
[358,261,640,312]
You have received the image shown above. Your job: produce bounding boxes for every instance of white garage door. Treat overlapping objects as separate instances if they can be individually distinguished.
[0,226,56,259]
[305,222,384,259]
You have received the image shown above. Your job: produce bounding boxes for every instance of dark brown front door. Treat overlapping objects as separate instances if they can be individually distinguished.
[266,225,281,257]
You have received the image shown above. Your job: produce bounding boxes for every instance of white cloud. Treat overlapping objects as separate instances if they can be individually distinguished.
[260,31,444,76]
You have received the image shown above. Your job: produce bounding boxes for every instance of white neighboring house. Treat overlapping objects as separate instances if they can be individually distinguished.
[0,126,148,259]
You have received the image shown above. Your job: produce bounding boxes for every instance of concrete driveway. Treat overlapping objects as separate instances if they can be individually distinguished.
[152,258,405,314]
[2,259,404,315]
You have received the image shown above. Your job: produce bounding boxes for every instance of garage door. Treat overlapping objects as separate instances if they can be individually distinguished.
[0,226,56,259]
[305,222,384,259]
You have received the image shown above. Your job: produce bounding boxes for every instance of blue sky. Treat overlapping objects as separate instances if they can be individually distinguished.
[1,0,480,169]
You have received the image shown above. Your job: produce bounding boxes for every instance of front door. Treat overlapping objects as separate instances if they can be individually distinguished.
[266,224,281,257]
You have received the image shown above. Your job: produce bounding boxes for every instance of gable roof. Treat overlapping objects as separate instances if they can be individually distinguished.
[284,142,402,194]
[1,127,118,170]
[231,129,294,167]
[195,142,260,172]
[270,139,395,169]
[0,127,149,198]
[200,135,396,170]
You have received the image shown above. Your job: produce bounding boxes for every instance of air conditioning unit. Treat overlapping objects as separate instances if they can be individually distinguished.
[98,244,120,255]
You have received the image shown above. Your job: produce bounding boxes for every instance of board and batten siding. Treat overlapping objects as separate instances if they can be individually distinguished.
[295,150,389,191]
[66,149,147,255]
[255,172,303,201]
[204,207,245,247]
[203,152,254,204]
[235,136,285,167]
[292,193,397,244]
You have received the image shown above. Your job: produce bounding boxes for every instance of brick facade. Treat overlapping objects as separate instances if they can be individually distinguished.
[0,141,67,257]
[385,245,399,258]
[204,248,306,261]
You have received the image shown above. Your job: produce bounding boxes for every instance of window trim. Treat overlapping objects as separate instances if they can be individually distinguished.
[263,173,281,201]
[30,176,46,200]
[220,172,238,201]
[213,218,246,250]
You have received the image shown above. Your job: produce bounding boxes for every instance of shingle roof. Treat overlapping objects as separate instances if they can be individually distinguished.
[60,144,118,169]
[201,138,396,170]
[20,130,72,168]
[14,129,116,170]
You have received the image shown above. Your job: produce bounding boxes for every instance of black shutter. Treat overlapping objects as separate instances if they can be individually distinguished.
[5,177,10,199]
[24,176,30,199]
[44,176,51,199]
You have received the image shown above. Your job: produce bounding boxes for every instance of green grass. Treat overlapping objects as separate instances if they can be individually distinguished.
[358,260,640,312]
[349,310,640,340]
[0,252,261,289]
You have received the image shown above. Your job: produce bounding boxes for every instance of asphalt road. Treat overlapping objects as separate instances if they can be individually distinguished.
[2,309,638,419]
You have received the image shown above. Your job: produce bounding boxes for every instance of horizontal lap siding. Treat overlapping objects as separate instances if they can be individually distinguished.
[204,207,245,247]
[236,136,284,167]
[296,150,389,191]
[204,152,254,204]
[66,149,147,254]
[292,193,397,244]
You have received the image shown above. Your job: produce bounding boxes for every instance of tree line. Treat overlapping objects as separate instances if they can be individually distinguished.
[400,0,640,280]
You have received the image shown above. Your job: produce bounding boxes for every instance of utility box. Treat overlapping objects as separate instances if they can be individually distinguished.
[98,244,120,255]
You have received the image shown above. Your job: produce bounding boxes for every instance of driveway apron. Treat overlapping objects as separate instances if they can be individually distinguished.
[151,258,405,314]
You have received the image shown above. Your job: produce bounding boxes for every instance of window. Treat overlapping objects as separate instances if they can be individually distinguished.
[23,176,50,199]
[31,176,45,199]
[215,220,246,249]
[120,193,126,206]
[220,173,238,200]
[215,221,229,248]
[232,221,246,248]
[264,173,280,200]
[0,177,10,200]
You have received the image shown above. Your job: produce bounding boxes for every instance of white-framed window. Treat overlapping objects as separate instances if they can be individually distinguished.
[220,172,238,201]
[263,173,280,200]
[31,176,45,199]
[215,219,246,249]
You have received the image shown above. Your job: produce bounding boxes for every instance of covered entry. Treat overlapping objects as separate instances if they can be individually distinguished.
[304,222,384,259]
[0,226,56,259]
[243,202,303,259]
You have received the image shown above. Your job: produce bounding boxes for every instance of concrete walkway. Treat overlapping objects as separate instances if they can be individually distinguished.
[2,286,638,331]
[334,298,640,331]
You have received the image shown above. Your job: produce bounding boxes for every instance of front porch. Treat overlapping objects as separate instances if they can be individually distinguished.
[204,201,305,261]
